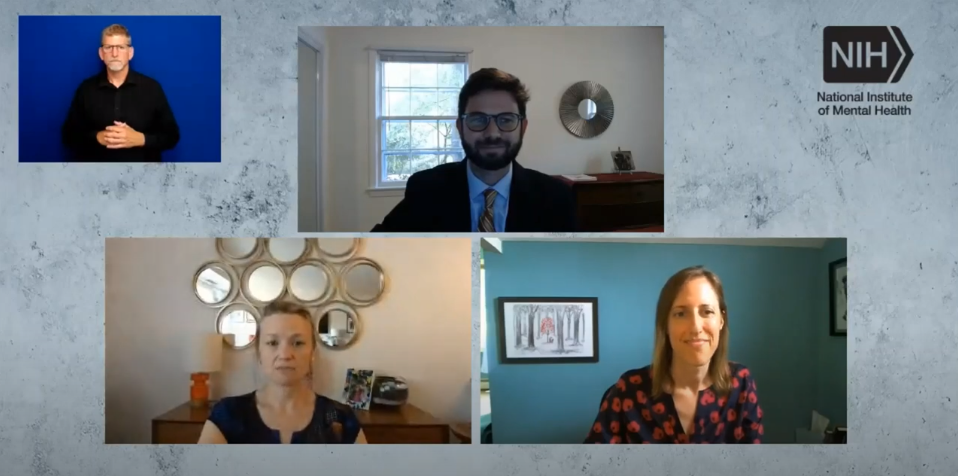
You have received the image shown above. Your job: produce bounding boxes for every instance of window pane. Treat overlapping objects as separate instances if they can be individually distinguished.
[410,63,438,87]
[410,90,438,116]
[410,121,439,150]
[441,153,460,165]
[383,62,410,87]
[438,63,465,88]
[410,154,437,173]
[437,120,459,149]
[384,90,410,117]
[384,154,412,182]
[437,89,458,116]
[383,121,411,151]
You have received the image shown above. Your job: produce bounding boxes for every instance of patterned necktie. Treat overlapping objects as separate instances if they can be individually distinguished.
[479,189,498,232]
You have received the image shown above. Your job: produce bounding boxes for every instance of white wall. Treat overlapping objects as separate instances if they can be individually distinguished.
[298,39,319,232]
[309,26,664,232]
[104,237,472,443]
[298,27,328,232]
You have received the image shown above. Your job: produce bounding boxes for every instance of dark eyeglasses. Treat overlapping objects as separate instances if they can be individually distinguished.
[461,113,523,132]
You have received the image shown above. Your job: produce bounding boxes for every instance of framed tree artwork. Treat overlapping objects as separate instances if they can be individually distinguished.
[829,257,847,336]
[496,297,599,364]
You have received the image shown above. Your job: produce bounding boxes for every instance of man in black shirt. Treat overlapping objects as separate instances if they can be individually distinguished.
[61,24,180,162]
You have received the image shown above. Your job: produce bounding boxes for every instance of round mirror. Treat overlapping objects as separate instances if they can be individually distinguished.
[242,262,286,305]
[193,262,235,306]
[314,238,360,263]
[267,238,309,264]
[559,81,614,138]
[578,99,597,120]
[216,238,261,263]
[341,259,385,307]
[316,302,360,350]
[288,260,333,305]
[215,303,259,349]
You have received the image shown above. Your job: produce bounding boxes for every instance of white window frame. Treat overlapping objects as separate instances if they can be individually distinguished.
[367,47,473,195]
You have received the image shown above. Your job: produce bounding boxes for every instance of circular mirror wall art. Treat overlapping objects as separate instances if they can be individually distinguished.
[193,261,237,307]
[241,261,287,306]
[314,238,360,263]
[267,237,309,265]
[288,259,334,306]
[340,258,386,307]
[315,301,361,350]
[216,238,263,265]
[559,81,614,138]
[215,302,260,350]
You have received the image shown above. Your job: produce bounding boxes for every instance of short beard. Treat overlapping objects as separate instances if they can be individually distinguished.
[463,137,523,171]
[107,62,125,72]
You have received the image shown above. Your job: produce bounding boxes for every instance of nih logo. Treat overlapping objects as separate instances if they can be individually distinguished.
[823,26,913,83]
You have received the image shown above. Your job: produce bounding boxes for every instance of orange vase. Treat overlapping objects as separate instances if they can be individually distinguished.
[190,372,210,407]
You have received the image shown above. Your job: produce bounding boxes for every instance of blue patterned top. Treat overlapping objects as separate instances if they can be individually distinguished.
[207,392,363,444]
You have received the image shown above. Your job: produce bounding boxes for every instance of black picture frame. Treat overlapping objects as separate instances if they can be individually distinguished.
[496,297,599,364]
[828,257,847,337]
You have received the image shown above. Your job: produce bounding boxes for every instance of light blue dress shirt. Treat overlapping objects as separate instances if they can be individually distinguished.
[466,162,512,232]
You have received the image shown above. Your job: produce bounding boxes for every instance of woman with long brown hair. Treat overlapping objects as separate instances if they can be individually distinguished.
[197,301,367,444]
[584,266,763,444]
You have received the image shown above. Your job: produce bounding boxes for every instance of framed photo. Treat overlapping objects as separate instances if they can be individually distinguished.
[829,257,847,336]
[496,297,599,364]
[342,368,375,410]
[611,150,635,172]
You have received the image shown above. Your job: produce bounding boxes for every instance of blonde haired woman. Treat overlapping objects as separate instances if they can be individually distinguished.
[585,266,763,444]
[197,302,367,444]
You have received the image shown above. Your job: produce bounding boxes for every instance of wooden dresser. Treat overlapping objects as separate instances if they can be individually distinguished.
[151,401,451,444]
[555,172,665,232]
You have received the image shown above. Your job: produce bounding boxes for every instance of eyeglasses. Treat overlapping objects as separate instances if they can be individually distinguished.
[461,113,523,132]
[101,45,130,53]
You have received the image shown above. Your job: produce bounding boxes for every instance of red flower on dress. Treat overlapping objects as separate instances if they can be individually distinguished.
[700,389,716,406]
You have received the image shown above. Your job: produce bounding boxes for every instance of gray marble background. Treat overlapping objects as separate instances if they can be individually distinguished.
[2,0,957,474]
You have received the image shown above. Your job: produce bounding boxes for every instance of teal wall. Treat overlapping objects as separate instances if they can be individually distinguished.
[484,240,847,444]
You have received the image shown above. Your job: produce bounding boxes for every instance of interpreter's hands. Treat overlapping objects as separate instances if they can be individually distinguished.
[101,121,145,149]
